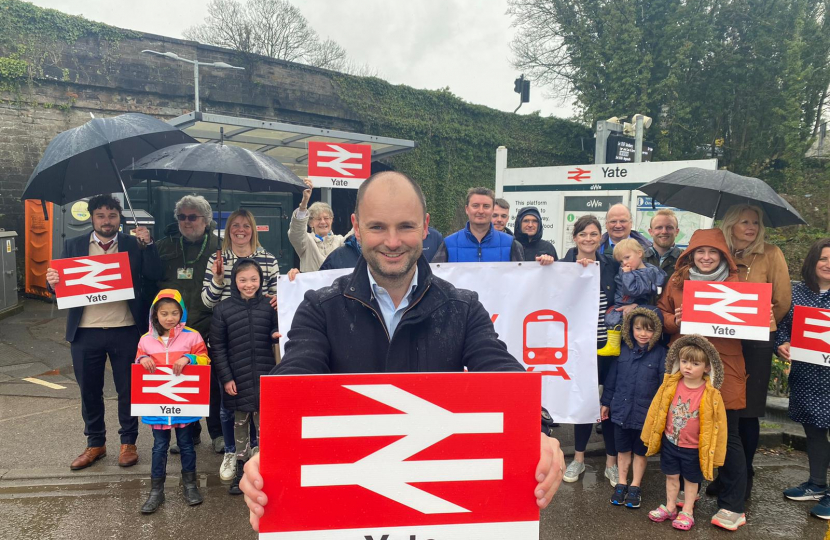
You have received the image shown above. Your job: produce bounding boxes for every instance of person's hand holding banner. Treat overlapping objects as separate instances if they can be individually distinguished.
[139,357,156,373]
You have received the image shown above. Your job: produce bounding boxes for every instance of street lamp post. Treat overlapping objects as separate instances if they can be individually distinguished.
[141,50,245,112]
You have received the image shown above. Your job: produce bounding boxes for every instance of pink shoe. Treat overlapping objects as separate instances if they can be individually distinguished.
[672,511,695,531]
[648,504,678,523]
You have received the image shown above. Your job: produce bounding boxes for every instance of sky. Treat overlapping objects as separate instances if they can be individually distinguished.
[28,0,577,119]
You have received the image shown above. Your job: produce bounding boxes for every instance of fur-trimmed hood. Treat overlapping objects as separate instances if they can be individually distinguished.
[622,306,663,351]
[665,334,724,389]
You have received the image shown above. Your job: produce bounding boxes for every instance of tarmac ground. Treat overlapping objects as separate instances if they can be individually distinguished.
[1,299,828,539]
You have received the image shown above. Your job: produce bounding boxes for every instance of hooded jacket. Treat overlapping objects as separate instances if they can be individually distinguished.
[210,259,279,412]
[657,228,747,410]
[135,289,210,427]
[640,334,728,481]
[153,221,220,340]
[513,206,558,262]
[601,307,667,429]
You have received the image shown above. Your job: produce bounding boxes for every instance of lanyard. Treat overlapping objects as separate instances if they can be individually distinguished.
[180,234,209,268]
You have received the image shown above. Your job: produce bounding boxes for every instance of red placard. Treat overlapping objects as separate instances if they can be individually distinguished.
[680,280,772,341]
[130,364,211,417]
[259,372,541,540]
[790,305,830,367]
[51,252,134,309]
[307,141,371,189]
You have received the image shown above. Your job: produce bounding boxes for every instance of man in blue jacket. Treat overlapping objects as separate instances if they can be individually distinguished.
[431,187,529,263]
[239,172,565,531]
[46,194,163,471]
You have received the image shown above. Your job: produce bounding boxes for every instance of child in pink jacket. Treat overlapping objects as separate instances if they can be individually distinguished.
[135,289,209,514]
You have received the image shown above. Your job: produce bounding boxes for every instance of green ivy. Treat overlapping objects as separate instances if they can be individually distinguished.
[0,0,137,46]
[334,76,592,232]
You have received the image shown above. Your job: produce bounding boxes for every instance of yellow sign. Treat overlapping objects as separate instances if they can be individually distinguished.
[70,201,90,221]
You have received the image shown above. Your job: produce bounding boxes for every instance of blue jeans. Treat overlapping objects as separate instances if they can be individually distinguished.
[219,379,257,453]
[152,426,196,478]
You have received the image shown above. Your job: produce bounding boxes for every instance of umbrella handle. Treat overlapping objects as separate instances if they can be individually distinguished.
[712,192,722,220]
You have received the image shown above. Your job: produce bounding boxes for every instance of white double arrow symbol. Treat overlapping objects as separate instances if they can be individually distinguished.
[693,284,758,323]
[63,259,121,290]
[301,384,503,514]
[142,367,199,402]
[804,311,830,346]
[315,144,365,176]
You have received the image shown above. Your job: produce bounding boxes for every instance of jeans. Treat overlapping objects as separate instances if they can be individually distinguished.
[70,326,140,446]
[803,423,830,487]
[151,425,196,478]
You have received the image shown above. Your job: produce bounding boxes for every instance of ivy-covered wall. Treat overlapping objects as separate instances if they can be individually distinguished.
[335,77,591,231]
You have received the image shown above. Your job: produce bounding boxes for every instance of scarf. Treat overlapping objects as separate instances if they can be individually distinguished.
[689,260,730,282]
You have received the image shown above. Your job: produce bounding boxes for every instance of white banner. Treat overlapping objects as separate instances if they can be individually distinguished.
[277,262,601,424]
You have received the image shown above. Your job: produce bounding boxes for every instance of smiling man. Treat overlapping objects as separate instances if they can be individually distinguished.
[431,187,525,263]
[644,209,682,283]
[598,203,652,255]
[238,171,565,531]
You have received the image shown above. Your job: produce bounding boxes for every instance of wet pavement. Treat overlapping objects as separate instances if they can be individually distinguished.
[2,299,828,538]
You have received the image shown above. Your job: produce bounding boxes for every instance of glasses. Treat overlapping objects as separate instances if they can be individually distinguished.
[177,214,202,222]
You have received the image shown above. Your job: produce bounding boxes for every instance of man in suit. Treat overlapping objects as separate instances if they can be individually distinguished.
[47,194,163,470]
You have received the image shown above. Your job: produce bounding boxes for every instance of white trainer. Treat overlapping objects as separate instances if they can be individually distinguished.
[220,452,237,481]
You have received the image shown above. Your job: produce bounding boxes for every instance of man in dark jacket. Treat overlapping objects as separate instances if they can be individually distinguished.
[152,195,222,451]
[492,198,513,235]
[514,206,558,262]
[240,172,565,531]
[599,204,652,255]
[643,209,682,284]
[46,194,162,470]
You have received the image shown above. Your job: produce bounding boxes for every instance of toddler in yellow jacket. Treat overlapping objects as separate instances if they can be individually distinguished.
[640,334,728,531]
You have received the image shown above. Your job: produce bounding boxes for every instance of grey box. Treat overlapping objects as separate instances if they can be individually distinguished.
[0,231,19,313]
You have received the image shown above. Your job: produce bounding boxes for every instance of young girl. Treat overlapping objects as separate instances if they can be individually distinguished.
[136,289,210,514]
[605,239,666,326]
[601,307,666,509]
[641,335,728,531]
[211,259,279,495]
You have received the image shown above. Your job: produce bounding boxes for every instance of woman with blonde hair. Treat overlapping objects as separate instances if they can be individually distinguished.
[719,204,792,500]
[289,179,345,272]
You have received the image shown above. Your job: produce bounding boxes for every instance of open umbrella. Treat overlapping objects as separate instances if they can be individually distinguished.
[21,113,196,220]
[639,167,807,227]
[122,141,306,231]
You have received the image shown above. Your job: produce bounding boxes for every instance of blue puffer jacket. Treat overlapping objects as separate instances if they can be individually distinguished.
[601,307,667,430]
[441,223,514,262]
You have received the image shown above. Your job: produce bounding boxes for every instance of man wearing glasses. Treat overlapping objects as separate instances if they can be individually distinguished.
[598,203,652,255]
[152,195,223,452]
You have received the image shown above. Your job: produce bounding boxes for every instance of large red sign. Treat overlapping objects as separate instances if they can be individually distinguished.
[51,252,134,309]
[258,372,541,539]
[680,280,772,341]
[307,141,371,189]
[130,364,211,417]
[790,305,830,367]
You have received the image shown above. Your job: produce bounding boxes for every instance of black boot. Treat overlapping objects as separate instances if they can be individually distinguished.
[141,477,165,514]
[181,471,203,506]
[229,460,245,495]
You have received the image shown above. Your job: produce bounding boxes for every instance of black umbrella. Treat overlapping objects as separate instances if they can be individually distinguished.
[122,141,306,231]
[639,167,807,227]
[21,113,196,220]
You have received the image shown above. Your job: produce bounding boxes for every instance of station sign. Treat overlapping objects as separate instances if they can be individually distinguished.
[308,142,371,189]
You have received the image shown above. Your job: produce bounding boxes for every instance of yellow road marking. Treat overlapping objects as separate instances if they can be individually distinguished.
[22,377,66,390]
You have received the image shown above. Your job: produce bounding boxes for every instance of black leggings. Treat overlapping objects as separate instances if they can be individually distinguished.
[739,417,760,476]
[804,423,830,487]
[718,409,748,514]
[574,419,617,455]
